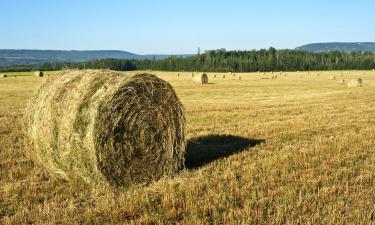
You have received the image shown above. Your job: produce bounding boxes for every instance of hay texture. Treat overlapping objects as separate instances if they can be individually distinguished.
[192,73,208,84]
[34,71,44,77]
[25,70,186,186]
[347,78,363,88]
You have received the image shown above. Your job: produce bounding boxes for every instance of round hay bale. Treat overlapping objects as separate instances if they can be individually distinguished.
[213,74,216,78]
[34,71,44,77]
[347,78,363,88]
[192,73,208,84]
[238,76,242,80]
[24,70,186,187]
[223,74,226,79]
[2,74,7,78]
[329,76,336,80]
[177,73,180,77]
[338,79,345,85]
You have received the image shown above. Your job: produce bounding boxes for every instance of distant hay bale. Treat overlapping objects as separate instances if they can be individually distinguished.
[213,74,216,78]
[192,73,208,84]
[24,70,186,187]
[177,73,180,77]
[338,79,345,85]
[347,78,363,88]
[2,74,7,78]
[223,74,226,78]
[329,76,336,80]
[238,76,242,80]
[34,71,44,77]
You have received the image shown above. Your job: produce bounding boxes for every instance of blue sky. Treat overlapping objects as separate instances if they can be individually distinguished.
[0,0,374,54]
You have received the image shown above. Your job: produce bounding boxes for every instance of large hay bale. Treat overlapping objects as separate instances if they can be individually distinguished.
[24,70,186,187]
[34,71,44,77]
[347,78,363,88]
[192,73,208,84]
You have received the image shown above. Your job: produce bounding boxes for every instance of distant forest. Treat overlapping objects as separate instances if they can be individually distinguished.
[1,48,375,72]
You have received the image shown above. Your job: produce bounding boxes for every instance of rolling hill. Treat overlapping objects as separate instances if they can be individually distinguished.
[296,42,375,52]
[0,49,191,66]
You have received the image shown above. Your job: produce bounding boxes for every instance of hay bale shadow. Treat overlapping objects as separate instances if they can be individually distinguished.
[185,135,264,169]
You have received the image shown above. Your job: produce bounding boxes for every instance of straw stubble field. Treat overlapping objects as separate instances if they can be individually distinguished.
[1,70,375,224]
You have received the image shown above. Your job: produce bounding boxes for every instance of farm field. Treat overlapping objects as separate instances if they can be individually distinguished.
[1,70,375,224]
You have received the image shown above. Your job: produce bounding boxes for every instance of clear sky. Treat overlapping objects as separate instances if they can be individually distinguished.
[0,0,374,54]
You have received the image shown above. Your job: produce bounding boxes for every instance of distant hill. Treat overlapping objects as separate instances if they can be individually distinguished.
[296,42,375,53]
[0,49,191,66]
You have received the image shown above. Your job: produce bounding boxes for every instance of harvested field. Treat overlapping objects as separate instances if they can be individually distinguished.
[1,70,375,224]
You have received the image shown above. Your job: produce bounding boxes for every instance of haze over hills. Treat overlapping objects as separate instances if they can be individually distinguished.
[296,42,375,53]
[0,49,192,66]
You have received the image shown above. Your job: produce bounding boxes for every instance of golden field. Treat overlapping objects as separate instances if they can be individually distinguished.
[1,70,375,224]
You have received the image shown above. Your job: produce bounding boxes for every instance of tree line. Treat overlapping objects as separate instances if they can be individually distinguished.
[1,48,375,72]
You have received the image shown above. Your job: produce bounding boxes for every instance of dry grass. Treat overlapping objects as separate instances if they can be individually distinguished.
[1,70,375,224]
